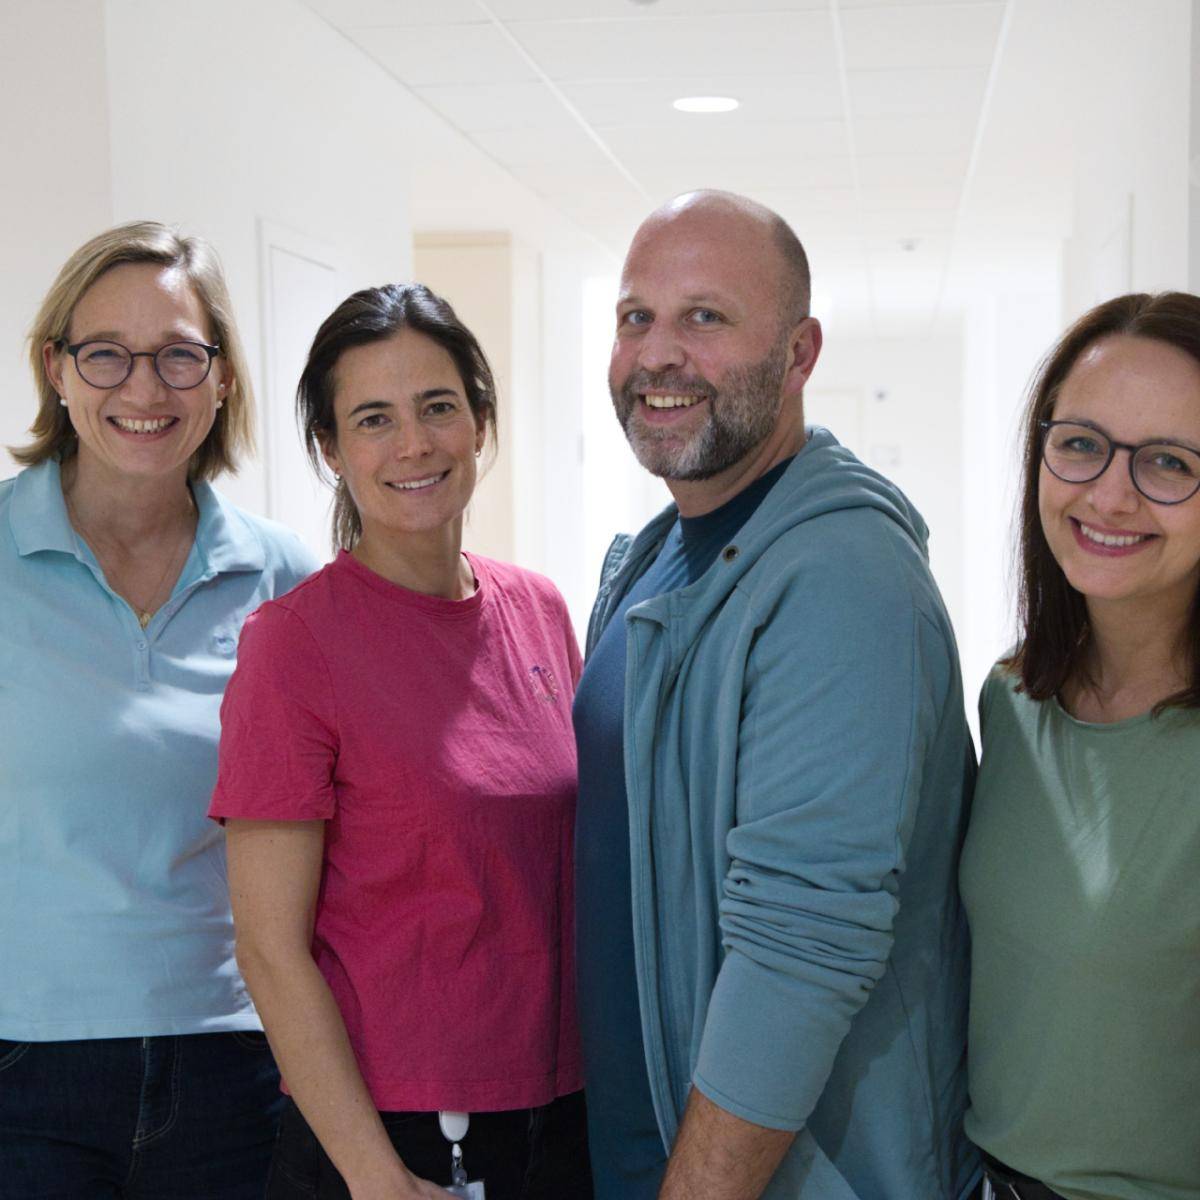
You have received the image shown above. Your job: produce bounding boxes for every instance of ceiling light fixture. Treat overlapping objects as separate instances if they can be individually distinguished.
[673,96,739,114]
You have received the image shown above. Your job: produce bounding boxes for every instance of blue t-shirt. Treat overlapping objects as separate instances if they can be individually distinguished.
[573,458,791,1199]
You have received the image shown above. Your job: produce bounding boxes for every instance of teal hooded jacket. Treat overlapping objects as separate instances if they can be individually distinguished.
[585,429,979,1199]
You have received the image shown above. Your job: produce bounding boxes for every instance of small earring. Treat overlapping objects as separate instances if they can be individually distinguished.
[215,399,223,410]
[58,396,67,407]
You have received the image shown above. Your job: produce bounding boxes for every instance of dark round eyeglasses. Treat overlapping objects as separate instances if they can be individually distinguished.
[1040,419,1200,505]
[63,339,221,391]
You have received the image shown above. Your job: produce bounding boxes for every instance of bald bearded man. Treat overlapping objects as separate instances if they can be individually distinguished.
[572,191,979,1200]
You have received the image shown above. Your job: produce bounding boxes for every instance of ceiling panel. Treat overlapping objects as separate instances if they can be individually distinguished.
[840,3,1004,70]
[839,0,997,6]
[414,82,562,133]
[472,121,622,167]
[489,0,825,13]
[492,0,827,16]
[855,209,956,236]
[855,112,977,155]
[608,117,849,163]
[563,74,846,126]
[856,151,969,187]
[857,184,960,214]
[507,13,838,80]
[508,161,643,194]
[849,67,987,118]
[633,155,857,197]
[361,24,538,85]
[306,0,485,25]
[780,188,866,216]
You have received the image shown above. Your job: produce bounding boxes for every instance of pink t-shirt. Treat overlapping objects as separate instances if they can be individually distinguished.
[210,551,583,1112]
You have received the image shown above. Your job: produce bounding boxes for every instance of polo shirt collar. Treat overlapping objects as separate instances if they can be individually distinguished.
[11,459,265,576]
[192,481,265,575]
[10,460,77,557]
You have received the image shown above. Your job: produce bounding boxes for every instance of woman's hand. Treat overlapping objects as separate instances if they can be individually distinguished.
[400,1174,460,1199]
[350,1165,458,1200]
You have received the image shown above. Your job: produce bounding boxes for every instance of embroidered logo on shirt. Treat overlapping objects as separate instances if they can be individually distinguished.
[528,664,560,704]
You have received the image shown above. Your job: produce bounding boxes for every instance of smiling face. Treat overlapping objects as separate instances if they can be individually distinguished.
[609,198,820,497]
[1039,333,1200,619]
[44,262,228,486]
[320,328,484,550]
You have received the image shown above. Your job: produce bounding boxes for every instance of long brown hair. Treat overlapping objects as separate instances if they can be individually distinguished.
[1007,291,1200,711]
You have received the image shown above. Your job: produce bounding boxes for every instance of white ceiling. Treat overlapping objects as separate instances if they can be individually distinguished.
[306,0,1076,335]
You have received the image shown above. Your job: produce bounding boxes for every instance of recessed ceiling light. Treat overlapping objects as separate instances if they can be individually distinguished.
[673,96,739,114]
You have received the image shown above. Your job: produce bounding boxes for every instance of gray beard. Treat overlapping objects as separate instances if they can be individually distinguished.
[612,342,789,481]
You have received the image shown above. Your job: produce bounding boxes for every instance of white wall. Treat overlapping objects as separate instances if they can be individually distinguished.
[1192,0,1200,291]
[1062,0,1192,314]
[0,0,113,464]
[808,334,966,640]
[102,0,416,522]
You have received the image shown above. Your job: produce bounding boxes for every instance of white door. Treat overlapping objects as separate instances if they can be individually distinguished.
[259,222,340,558]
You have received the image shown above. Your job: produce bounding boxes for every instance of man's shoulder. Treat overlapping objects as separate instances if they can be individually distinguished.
[748,504,935,606]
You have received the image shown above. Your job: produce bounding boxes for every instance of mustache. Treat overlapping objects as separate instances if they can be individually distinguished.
[617,370,717,403]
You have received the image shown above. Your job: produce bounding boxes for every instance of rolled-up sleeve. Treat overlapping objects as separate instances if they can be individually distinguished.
[693,524,949,1129]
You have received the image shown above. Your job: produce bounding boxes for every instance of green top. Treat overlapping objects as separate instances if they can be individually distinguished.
[961,669,1200,1200]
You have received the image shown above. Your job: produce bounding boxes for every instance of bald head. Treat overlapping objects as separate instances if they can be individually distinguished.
[630,190,811,327]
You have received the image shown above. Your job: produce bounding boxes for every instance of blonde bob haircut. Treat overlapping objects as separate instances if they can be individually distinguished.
[12,220,254,480]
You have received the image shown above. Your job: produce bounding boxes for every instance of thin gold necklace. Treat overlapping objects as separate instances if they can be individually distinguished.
[64,488,196,629]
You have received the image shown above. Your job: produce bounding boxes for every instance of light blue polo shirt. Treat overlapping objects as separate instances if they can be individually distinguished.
[0,459,318,1041]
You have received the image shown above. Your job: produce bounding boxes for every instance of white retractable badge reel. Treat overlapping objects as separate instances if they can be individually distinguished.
[438,1111,485,1198]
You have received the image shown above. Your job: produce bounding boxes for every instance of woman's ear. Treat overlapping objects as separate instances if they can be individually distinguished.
[43,340,67,396]
[319,432,343,480]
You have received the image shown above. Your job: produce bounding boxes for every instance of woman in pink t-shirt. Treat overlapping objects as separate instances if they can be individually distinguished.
[211,284,590,1200]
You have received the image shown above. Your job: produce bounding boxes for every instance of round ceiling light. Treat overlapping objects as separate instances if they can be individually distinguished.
[672,96,739,114]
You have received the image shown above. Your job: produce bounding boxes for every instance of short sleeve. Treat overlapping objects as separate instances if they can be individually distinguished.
[209,602,338,821]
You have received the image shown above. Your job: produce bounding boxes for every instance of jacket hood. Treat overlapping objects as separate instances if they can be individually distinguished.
[726,425,928,568]
[588,427,930,654]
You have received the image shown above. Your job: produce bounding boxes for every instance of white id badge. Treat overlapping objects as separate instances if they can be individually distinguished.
[446,1184,486,1199]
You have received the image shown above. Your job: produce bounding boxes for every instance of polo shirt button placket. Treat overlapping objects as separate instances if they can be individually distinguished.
[134,634,151,692]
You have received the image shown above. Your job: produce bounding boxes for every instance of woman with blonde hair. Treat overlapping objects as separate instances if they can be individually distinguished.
[0,221,317,1197]
[962,292,1200,1200]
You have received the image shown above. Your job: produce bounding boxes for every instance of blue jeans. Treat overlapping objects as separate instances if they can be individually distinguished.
[0,1032,284,1199]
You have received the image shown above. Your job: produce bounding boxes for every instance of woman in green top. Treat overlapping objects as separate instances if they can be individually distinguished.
[961,292,1200,1200]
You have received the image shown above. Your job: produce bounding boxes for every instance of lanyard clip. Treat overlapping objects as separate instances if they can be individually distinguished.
[438,1110,470,1143]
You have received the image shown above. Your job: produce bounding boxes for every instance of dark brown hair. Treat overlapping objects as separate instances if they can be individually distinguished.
[12,220,253,479]
[297,282,498,551]
[1007,291,1200,711]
